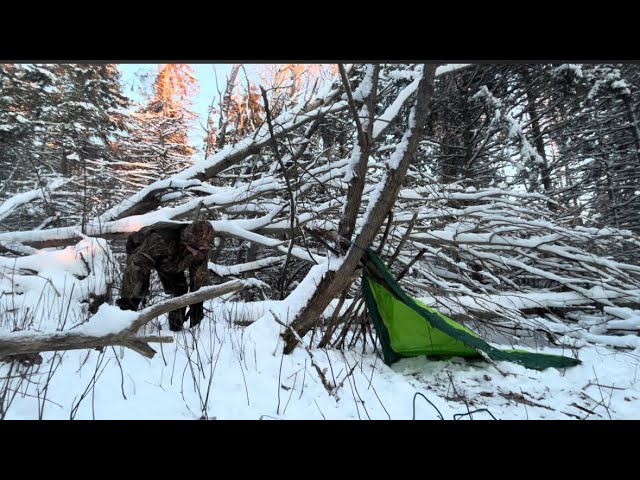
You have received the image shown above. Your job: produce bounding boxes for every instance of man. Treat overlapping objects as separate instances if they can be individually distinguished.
[116,220,215,331]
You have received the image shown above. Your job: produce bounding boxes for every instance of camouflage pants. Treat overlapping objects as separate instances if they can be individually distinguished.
[120,251,189,331]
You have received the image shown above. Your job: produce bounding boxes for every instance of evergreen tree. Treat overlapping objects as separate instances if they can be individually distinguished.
[118,64,197,190]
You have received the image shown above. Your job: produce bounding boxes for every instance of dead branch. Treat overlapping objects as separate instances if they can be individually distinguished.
[0,280,255,360]
[338,65,380,242]
[0,177,69,223]
[270,311,336,397]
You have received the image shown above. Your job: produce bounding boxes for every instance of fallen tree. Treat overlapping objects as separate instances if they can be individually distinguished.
[0,280,258,360]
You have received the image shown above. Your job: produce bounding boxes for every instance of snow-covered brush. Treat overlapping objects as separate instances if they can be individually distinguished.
[0,237,118,333]
[0,230,264,360]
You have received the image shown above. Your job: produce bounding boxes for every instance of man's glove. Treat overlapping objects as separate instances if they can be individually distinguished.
[116,297,140,311]
[188,302,204,327]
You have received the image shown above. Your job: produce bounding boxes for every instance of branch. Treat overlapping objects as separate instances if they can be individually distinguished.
[0,177,68,222]
[338,64,365,145]
[97,91,349,223]
[125,280,254,333]
[271,311,335,397]
[0,331,173,361]
[0,280,256,360]
[338,65,380,241]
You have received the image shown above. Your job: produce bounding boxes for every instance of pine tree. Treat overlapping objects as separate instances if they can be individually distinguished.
[118,64,197,190]
[0,64,61,197]
[0,64,130,230]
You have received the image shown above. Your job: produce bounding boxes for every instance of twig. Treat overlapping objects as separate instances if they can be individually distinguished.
[111,346,127,400]
[299,358,307,400]
[283,371,297,416]
[377,212,394,255]
[369,377,391,420]
[324,349,337,388]
[270,310,335,396]
[396,248,427,282]
[591,366,613,420]
[413,392,444,420]
[277,343,284,415]
[388,211,419,268]
[69,349,110,420]
[343,352,371,419]
[260,85,298,300]
[314,398,326,420]
[335,354,358,393]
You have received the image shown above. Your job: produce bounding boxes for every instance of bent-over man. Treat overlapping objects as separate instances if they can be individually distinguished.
[116,221,214,331]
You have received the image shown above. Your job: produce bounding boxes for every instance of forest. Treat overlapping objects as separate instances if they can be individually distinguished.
[0,63,639,420]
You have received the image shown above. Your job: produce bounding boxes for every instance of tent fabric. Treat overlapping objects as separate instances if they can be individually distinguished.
[361,248,581,371]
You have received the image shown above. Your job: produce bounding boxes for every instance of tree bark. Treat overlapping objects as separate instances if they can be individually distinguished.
[283,64,437,354]
[523,70,555,211]
[337,64,380,242]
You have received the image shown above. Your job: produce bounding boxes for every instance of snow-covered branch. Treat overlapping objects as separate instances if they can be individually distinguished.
[0,177,68,223]
[0,280,258,360]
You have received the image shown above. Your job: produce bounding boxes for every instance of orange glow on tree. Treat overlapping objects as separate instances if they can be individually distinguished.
[150,64,198,118]
[144,64,198,157]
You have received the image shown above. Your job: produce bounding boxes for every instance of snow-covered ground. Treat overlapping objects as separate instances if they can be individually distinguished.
[3,306,639,420]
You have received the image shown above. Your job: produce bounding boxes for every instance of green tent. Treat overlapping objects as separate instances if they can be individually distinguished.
[361,248,581,371]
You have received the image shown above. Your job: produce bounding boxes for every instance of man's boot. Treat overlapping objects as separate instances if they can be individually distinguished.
[116,297,142,311]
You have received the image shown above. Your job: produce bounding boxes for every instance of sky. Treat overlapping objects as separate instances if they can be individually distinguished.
[118,64,233,148]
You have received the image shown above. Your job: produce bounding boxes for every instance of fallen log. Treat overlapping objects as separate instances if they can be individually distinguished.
[0,280,258,360]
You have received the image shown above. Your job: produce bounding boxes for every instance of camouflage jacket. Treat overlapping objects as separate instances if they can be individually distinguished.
[126,222,210,290]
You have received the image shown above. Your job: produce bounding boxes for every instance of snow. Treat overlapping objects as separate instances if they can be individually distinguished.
[74,305,139,336]
[435,64,473,76]
[0,237,117,333]
[3,64,640,419]
[0,178,66,222]
[553,64,584,79]
[372,76,420,139]
[604,307,640,330]
[96,178,203,223]
[209,256,285,277]
[2,308,638,419]
[1,244,639,419]
[587,68,629,100]
[342,144,362,183]
[351,65,376,102]
[388,136,410,170]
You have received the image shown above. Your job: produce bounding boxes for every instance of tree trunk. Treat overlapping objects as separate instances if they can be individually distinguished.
[337,64,379,242]
[283,64,437,354]
[523,70,555,210]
